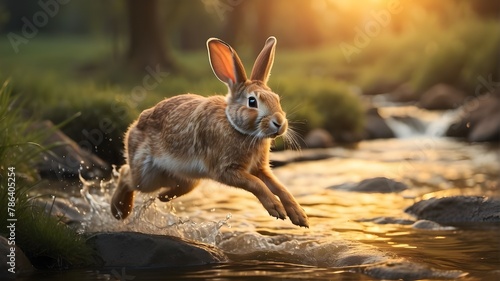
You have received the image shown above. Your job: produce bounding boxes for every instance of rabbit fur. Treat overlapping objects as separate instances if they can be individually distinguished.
[111,36,309,227]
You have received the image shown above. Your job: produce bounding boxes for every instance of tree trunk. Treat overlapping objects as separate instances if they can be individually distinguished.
[126,0,175,70]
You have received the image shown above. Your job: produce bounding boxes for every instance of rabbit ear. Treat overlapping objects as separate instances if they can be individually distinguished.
[250,36,277,84]
[207,38,247,87]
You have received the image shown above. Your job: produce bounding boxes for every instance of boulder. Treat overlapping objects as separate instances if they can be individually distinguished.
[389,83,418,103]
[468,109,500,142]
[329,177,407,193]
[405,196,500,224]
[88,232,227,268]
[418,84,466,110]
[304,129,335,148]
[363,108,395,139]
[446,93,500,142]
[0,236,35,278]
[33,121,111,180]
[411,220,455,230]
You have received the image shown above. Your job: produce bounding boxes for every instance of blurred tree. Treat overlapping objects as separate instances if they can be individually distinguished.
[126,0,177,70]
[252,0,273,55]
[177,2,220,50]
[222,0,247,47]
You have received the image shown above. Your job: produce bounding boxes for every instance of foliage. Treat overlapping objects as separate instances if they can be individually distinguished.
[276,78,364,142]
[15,201,95,268]
[0,81,43,180]
[0,82,94,268]
[409,18,500,94]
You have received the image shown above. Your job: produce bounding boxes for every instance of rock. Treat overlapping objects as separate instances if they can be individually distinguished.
[469,109,500,142]
[418,84,466,110]
[389,83,418,103]
[33,196,89,226]
[329,177,408,193]
[33,121,111,180]
[363,108,395,139]
[88,232,226,268]
[405,196,500,224]
[411,220,456,230]
[304,129,335,148]
[0,236,35,278]
[446,93,500,142]
[356,217,415,225]
[270,149,336,167]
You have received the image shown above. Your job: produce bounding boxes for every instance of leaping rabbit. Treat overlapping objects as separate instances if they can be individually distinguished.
[111,36,309,227]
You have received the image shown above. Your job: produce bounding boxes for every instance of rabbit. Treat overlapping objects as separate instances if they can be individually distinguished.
[110,36,309,227]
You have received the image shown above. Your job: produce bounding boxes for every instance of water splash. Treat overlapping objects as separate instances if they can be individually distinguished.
[77,166,230,245]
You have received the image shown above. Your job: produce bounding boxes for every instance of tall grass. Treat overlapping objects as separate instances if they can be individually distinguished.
[0,81,94,268]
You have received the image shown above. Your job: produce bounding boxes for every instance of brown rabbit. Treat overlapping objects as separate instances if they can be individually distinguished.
[111,36,309,227]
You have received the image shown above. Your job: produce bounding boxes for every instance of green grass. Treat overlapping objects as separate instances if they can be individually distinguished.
[0,82,95,268]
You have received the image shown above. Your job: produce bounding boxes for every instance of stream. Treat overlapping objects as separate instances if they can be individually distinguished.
[25,106,500,280]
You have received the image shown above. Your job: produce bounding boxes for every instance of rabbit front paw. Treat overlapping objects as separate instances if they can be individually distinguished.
[285,204,309,228]
[263,198,287,221]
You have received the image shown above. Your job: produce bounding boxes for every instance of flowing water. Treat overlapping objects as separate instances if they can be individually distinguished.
[25,107,500,280]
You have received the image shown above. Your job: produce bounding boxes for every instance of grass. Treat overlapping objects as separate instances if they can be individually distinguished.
[0,82,95,269]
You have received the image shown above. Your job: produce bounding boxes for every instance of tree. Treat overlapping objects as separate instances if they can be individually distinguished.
[126,0,177,70]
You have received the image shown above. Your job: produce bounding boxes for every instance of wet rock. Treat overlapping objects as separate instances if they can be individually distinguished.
[405,196,500,224]
[363,259,466,280]
[270,149,335,167]
[411,220,456,230]
[33,196,89,226]
[34,120,111,180]
[390,83,418,102]
[363,108,395,139]
[0,236,35,278]
[418,84,466,110]
[88,232,226,267]
[446,93,500,142]
[329,177,408,193]
[304,129,335,148]
[356,217,415,225]
[469,109,500,142]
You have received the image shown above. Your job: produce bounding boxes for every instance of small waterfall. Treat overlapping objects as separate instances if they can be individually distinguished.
[377,106,459,138]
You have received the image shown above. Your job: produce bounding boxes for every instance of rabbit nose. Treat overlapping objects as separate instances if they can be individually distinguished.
[270,114,287,135]
[272,120,281,129]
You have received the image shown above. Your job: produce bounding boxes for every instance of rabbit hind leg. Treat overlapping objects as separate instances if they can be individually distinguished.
[132,156,201,202]
[111,164,135,219]
[157,177,200,202]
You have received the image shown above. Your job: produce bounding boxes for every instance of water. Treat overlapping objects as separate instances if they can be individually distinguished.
[25,107,500,280]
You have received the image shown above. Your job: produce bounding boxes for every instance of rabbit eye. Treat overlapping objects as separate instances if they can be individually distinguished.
[248,97,258,108]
